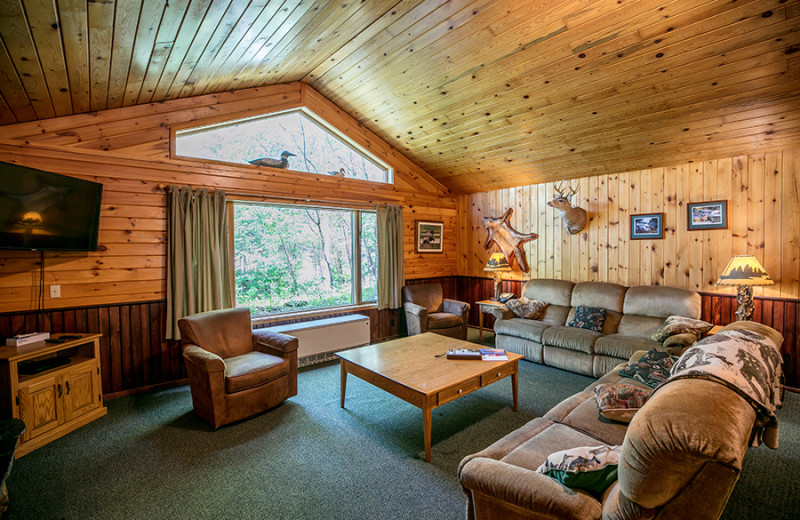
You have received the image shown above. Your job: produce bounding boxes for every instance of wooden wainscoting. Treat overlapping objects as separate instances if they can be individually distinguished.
[0,302,400,398]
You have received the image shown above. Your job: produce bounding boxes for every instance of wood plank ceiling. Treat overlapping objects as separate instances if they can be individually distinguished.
[0,0,798,194]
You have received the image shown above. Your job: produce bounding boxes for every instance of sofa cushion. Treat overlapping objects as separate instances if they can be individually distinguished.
[571,282,627,313]
[536,445,621,497]
[542,325,602,354]
[521,278,575,306]
[650,315,713,342]
[623,285,702,320]
[618,349,677,388]
[224,352,289,393]
[593,383,652,423]
[502,422,608,472]
[595,334,662,359]
[495,318,552,343]
[427,312,462,329]
[567,306,608,332]
[506,297,548,319]
[616,314,664,338]
[545,391,629,446]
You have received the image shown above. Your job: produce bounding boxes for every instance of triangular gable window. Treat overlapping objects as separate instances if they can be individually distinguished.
[175,108,392,183]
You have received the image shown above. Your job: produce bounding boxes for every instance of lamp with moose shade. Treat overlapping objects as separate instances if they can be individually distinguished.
[716,254,774,321]
[484,252,512,301]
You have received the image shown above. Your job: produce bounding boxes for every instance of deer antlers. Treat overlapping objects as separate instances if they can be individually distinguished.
[553,182,578,201]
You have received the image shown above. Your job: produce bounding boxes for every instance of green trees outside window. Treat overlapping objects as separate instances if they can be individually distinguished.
[234,202,377,316]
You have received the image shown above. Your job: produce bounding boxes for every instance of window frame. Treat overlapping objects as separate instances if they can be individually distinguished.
[172,107,394,184]
[227,199,378,320]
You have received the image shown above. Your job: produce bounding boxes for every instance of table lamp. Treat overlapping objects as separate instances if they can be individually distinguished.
[716,254,773,321]
[484,252,512,301]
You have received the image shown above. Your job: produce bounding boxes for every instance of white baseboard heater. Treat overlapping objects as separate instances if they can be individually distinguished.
[265,314,371,367]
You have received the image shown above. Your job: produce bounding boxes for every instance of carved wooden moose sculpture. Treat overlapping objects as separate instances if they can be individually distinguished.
[548,182,587,234]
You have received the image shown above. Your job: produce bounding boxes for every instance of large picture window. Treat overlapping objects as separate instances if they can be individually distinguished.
[233,202,377,316]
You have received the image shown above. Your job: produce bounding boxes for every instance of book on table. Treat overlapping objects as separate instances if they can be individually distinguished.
[446,348,508,361]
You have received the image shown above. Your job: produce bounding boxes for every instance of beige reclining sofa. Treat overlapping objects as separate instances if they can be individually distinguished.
[492,279,703,377]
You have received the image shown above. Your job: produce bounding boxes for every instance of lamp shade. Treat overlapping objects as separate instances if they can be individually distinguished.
[484,252,512,272]
[716,255,774,287]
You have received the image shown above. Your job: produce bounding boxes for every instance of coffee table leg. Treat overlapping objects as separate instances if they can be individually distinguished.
[512,364,519,412]
[423,405,432,462]
[340,360,347,408]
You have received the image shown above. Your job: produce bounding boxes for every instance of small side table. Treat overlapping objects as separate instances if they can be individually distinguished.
[475,299,506,340]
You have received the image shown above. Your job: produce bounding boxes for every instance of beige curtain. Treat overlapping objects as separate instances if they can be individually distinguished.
[377,204,404,310]
[166,186,232,339]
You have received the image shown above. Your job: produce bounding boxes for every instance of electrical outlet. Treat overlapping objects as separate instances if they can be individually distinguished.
[50,285,61,298]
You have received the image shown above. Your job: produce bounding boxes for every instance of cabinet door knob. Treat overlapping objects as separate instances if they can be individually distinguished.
[66,382,71,395]
[58,384,63,397]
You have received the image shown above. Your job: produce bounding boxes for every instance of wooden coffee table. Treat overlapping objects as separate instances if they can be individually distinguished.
[336,332,523,462]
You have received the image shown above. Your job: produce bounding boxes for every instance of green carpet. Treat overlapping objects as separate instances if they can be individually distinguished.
[5,330,800,519]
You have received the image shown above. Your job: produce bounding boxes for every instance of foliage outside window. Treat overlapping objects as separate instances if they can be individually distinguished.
[176,108,392,183]
[233,202,377,316]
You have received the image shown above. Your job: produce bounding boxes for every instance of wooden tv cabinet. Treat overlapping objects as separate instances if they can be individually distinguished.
[0,333,107,457]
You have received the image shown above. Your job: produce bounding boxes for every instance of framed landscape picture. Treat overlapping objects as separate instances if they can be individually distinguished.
[415,220,443,253]
[630,213,663,239]
[687,200,727,230]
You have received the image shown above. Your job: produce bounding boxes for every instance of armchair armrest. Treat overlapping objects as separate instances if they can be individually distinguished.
[443,299,470,316]
[403,301,427,317]
[182,345,225,372]
[491,306,514,320]
[458,457,602,520]
[252,329,299,356]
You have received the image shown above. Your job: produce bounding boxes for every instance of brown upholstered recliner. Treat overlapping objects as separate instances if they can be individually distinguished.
[403,283,470,339]
[178,307,298,428]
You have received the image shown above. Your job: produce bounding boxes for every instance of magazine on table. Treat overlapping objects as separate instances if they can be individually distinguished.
[446,348,508,361]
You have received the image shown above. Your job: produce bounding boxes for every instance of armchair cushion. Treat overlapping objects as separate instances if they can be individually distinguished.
[403,284,444,313]
[427,312,463,330]
[225,352,290,393]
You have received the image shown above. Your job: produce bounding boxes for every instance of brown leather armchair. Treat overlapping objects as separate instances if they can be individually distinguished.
[178,307,298,428]
[403,283,470,339]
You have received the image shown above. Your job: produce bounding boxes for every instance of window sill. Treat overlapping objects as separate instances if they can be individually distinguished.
[250,303,378,326]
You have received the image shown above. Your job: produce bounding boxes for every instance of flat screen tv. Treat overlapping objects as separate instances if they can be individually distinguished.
[0,161,103,251]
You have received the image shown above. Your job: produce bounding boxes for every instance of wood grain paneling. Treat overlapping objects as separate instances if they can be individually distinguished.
[0,83,457,314]
[459,147,800,301]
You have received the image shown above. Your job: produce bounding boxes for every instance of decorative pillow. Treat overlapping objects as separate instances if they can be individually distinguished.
[505,297,548,320]
[567,306,607,332]
[651,315,713,342]
[535,445,621,496]
[592,383,653,423]
[619,348,678,388]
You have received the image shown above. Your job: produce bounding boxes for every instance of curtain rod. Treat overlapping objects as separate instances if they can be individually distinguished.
[155,183,392,208]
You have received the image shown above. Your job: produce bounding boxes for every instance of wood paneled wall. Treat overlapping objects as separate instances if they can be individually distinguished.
[458,147,800,301]
[0,83,458,314]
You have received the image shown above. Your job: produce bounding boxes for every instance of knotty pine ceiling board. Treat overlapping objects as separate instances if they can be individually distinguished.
[0,0,798,194]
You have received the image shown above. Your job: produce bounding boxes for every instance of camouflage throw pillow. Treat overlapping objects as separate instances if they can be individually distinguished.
[536,445,621,496]
[651,315,713,342]
[592,383,653,423]
[505,297,548,320]
[567,306,607,332]
[619,348,678,388]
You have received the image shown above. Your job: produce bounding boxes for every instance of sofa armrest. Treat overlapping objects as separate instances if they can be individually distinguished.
[491,306,513,320]
[182,344,225,372]
[443,298,470,316]
[252,329,299,356]
[662,332,697,352]
[459,457,603,520]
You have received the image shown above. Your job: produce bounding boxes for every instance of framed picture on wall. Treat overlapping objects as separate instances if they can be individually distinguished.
[415,220,443,253]
[630,213,664,239]
[687,200,728,230]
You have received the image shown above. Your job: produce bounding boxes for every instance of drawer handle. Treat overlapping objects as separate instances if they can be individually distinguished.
[58,384,63,398]
[458,389,463,394]
[496,372,501,377]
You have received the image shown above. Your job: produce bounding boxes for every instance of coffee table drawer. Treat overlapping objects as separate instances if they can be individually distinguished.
[438,377,480,405]
[481,363,515,387]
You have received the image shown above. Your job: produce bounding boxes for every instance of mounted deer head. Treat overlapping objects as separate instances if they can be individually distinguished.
[548,182,587,234]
